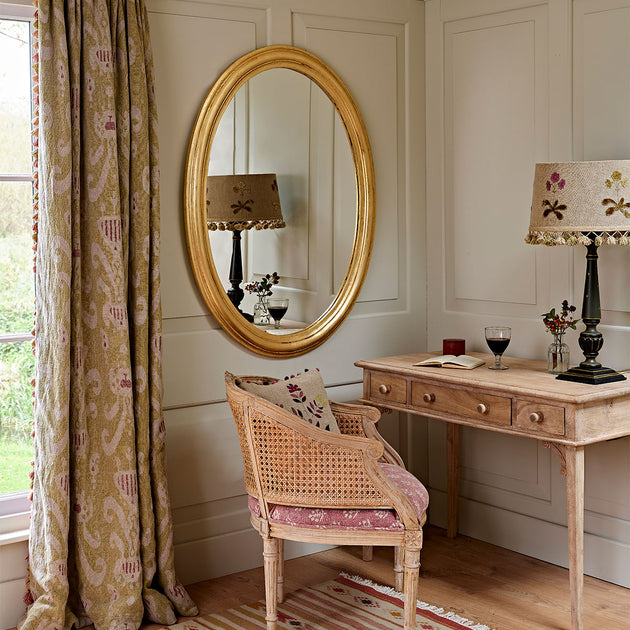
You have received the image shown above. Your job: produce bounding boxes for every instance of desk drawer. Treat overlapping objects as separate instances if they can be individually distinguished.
[369,373,407,405]
[411,381,511,426]
[515,401,565,437]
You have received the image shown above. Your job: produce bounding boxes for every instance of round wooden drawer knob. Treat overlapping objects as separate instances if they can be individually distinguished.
[530,412,544,423]
[423,393,436,403]
[477,403,488,415]
[378,384,391,395]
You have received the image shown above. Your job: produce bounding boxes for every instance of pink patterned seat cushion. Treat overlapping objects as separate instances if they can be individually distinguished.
[248,463,428,531]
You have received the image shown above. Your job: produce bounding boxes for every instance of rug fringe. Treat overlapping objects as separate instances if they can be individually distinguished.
[339,572,495,630]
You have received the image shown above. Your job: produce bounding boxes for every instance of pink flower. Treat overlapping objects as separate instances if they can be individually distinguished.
[558,179,565,189]
[550,172,560,183]
[546,180,551,191]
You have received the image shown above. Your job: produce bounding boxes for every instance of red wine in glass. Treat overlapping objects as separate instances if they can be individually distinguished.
[267,298,289,329]
[486,338,510,355]
[485,326,511,370]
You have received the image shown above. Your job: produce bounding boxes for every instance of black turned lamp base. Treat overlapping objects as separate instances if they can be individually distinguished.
[556,364,626,385]
[554,241,627,385]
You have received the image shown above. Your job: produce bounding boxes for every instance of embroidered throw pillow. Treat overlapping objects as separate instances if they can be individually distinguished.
[238,369,341,433]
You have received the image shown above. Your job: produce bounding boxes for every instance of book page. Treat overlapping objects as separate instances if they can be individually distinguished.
[414,354,484,369]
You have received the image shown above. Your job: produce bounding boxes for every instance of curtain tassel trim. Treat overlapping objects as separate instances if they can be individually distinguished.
[24,1,40,609]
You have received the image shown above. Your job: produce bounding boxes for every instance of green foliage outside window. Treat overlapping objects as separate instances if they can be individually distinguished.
[0,235,35,496]
[0,19,35,495]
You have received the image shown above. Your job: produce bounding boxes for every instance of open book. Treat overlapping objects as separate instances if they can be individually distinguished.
[414,354,485,370]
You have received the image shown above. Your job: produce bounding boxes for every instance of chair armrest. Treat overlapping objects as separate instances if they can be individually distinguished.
[247,397,418,526]
[330,401,405,469]
[330,400,380,435]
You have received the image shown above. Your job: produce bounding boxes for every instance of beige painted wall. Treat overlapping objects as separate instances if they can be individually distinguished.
[149,0,427,587]
[426,0,630,588]
[0,1,426,625]
[6,0,630,626]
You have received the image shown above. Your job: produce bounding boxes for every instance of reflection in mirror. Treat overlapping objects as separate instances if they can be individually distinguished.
[207,68,355,332]
[206,173,285,321]
[184,45,375,357]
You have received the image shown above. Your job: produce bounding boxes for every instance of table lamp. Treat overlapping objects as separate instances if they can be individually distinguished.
[207,174,285,320]
[526,160,630,384]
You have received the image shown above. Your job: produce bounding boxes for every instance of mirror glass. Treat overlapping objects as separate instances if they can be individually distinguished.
[208,68,355,328]
[184,45,375,357]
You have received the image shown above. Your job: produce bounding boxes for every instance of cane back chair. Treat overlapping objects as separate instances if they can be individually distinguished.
[225,371,429,630]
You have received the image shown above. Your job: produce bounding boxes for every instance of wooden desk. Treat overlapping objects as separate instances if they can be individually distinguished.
[355,352,630,630]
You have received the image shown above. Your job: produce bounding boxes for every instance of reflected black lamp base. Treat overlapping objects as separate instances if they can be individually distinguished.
[226,228,253,322]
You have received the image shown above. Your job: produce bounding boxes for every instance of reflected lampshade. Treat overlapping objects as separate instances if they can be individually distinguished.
[526,160,630,246]
[206,173,286,232]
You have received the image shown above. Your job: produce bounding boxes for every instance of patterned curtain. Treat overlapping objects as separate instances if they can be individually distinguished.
[20,1,198,628]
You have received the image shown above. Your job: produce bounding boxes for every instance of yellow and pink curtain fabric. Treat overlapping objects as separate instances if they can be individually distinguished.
[20,1,197,628]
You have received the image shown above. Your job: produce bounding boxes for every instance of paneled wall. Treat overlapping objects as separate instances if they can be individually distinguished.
[426,0,630,587]
[0,2,425,626]
[148,0,426,586]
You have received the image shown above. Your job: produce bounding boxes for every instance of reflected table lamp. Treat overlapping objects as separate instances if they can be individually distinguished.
[526,160,629,384]
[207,174,285,321]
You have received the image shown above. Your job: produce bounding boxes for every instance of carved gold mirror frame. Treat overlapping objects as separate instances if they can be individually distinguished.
[184,45,375,357]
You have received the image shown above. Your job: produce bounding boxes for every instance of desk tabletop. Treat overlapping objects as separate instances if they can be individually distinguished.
[355,352,630,405]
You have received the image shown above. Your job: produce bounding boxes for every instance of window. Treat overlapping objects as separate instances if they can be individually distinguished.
[0,3,35,522]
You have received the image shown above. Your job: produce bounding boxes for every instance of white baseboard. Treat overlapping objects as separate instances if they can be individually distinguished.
[175,526,334,586]
[429,489,630,588]
[0,578,26,630]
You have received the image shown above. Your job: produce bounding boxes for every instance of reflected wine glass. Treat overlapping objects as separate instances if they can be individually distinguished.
[267,298,289,329]
[485,326,511,370]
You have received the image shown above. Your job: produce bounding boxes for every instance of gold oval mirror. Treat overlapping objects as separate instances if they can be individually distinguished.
[184,45,375,357]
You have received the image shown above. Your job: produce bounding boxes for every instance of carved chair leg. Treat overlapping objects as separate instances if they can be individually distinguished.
[263,537,280,629]
[277,539,285,603]
[402,530,422,630]
[403,547,420,630]
[394,546,404,592]
[362,545,373,562]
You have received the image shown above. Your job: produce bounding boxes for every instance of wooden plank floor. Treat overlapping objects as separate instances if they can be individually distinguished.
[179,525,630,630]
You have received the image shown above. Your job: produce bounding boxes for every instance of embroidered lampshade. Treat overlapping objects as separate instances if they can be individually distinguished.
[206,174,285,320]
[526,160,630,384]
[206,173,285,231]
[526,161,630,246]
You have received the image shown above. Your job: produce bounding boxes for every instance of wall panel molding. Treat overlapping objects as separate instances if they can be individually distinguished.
[0,0,427,623]
[152,0,425,591]
[293,13,407,309]
[442,6,549,314]
[426,0,630,589]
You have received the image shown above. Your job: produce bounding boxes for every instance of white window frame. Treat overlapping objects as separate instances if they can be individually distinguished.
[0,0,37,539]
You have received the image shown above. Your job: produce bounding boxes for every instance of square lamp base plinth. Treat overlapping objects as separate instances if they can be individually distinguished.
[556,364,626,385]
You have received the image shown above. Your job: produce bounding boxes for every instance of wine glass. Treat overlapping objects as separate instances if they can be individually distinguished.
[485,326,511,370]
[267,298,289,329]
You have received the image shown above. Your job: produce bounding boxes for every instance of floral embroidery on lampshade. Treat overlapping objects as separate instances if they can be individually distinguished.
[542,171,567,220]
[602,170,630,217]
[547,171,566,191]
[231,181,254,214]
[527,161,630,247]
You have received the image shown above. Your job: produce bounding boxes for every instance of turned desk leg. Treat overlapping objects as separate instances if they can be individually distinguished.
[447,423,460,538]
[565,445,585,630]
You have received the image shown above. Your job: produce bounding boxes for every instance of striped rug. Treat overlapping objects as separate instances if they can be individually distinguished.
[162,573,493,630]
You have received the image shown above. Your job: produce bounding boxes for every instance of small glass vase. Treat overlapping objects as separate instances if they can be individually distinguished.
[548,332,570,374]
[253,295,270,326]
